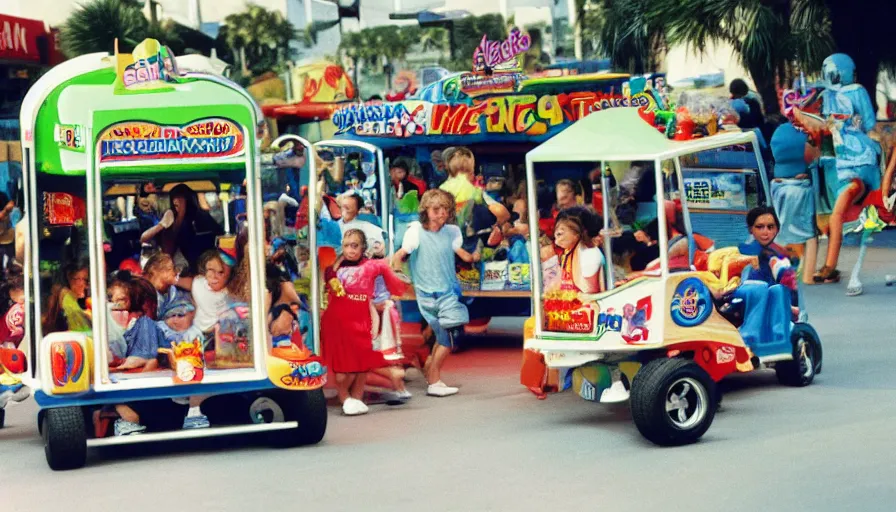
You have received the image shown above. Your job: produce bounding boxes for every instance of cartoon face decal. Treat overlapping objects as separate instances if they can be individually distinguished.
[670,277,712,327]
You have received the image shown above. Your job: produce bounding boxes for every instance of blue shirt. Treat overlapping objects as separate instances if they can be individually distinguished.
[401,221,462,294]
[771,123,808,179]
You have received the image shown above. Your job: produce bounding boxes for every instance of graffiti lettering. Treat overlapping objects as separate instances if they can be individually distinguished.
[332,103,412,135]
[472,28,531,72]
[460,73,522,97]
[333,90,660,138]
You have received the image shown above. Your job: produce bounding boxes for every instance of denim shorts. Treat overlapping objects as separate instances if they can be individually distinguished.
[416,290,469,348]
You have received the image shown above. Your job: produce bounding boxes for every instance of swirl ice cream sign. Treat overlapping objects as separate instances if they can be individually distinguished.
[98,118,245,163]
[472,28,531,74]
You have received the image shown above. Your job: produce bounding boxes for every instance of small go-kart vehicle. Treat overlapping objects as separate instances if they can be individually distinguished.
[19,39,328,469]
[520,108,823,446]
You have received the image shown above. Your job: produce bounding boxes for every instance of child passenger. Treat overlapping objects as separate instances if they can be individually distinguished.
[322,229,409,415]
[144,253,193,317]
[178,249,235,429]
[540,207,605,295]
[391,189,478,397]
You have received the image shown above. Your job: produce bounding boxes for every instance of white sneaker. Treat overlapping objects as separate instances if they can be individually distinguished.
[886,275,896,286]
[114,419,147,436]
[599,380,631,403]
[342,398,369,416]
[426,381,459,397]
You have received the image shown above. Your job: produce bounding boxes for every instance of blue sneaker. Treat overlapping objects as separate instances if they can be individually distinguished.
[183,414,210,430]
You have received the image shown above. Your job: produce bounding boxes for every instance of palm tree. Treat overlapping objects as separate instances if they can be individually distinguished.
[587,0,666,74]
[592,0,894,114]
[60,0,160,56]
[220,5,298,77]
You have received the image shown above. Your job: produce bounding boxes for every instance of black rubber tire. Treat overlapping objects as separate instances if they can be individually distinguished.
[42,407,88,471]
[631,358,718,447]
[271,388,328,448]
[0,407,5,429]
[775,323,822,387]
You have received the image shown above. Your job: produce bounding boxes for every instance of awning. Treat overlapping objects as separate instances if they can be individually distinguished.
[526,107,759,163]
[0,14,48,64]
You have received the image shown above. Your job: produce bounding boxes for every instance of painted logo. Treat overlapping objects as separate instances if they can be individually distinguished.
[54,124,84,151]
[50,341,85,388]
[716,346,736,364]
[280,359,327,389]
[472,27,531,73]
[670,278,712,327]
[114,38,181,92]
[98,118,245,163]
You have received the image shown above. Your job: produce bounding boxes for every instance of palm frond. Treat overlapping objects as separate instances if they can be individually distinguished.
[60,0,148,56]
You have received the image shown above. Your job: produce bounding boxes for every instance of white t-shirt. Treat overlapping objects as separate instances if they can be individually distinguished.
[191,276,228,332]
[579,246,604,278]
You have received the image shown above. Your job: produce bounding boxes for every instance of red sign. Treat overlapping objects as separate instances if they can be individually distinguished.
[0,14,46,63]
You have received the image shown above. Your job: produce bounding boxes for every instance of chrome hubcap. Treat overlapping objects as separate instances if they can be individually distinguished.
[797,339,814,379]
[665,377,708,430]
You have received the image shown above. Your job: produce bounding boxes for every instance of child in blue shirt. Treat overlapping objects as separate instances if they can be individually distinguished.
[392,189,479,397]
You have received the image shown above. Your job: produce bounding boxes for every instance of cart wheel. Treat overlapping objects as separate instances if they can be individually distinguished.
[270,388,327,448]
[42,407,87,470]
[775,323,822,387]
[630,358,717,447]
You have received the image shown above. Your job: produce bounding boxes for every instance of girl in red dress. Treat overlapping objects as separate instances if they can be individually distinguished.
[321,229,409,416]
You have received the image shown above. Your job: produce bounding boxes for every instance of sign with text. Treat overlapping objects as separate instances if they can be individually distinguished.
[98,118,245,163]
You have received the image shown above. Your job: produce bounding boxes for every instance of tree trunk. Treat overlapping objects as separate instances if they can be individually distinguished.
[748,60,781,118]
[828,0,882,113]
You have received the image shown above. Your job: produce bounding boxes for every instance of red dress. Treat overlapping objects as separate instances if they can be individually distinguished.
[321,258,408,373]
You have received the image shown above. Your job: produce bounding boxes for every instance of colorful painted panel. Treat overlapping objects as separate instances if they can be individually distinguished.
[332,90,661,139]
[97,118,245,163]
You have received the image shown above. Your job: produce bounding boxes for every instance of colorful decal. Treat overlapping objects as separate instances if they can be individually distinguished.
[683,171,748,211]
[42,192,85,226]
[215,304,253,368]
[588,297,653,343]
[163,339,205,384]
[280,358,326,389]
[543,290,596,333]
[114,38,182,92]
[333,91,659,137]
[50,341,86,393]
[458,73,523,98]
[97,118,245,163]
[716,346,736,364]
[1,346,26,374]
[671,277,713,328]
[622,297,652,343]
[472,27,531,73]
[54,124,84,152]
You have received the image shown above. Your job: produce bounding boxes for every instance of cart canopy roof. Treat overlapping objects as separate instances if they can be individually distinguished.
[526,107,759,163]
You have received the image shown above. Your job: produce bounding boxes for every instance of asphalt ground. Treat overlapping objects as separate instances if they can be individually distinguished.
[3,241,895,512]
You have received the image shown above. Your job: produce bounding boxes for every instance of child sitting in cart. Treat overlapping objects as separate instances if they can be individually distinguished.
[107,271,166,372]
[181,249,236,429]
[105,271,169,436]
[539,206,606,295]
[0,269,28,409]
[144,253,194,317]
[733,207,800,345]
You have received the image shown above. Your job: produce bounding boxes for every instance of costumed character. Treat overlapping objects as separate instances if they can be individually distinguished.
[792,54,881,288]
[770,122,819,285]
